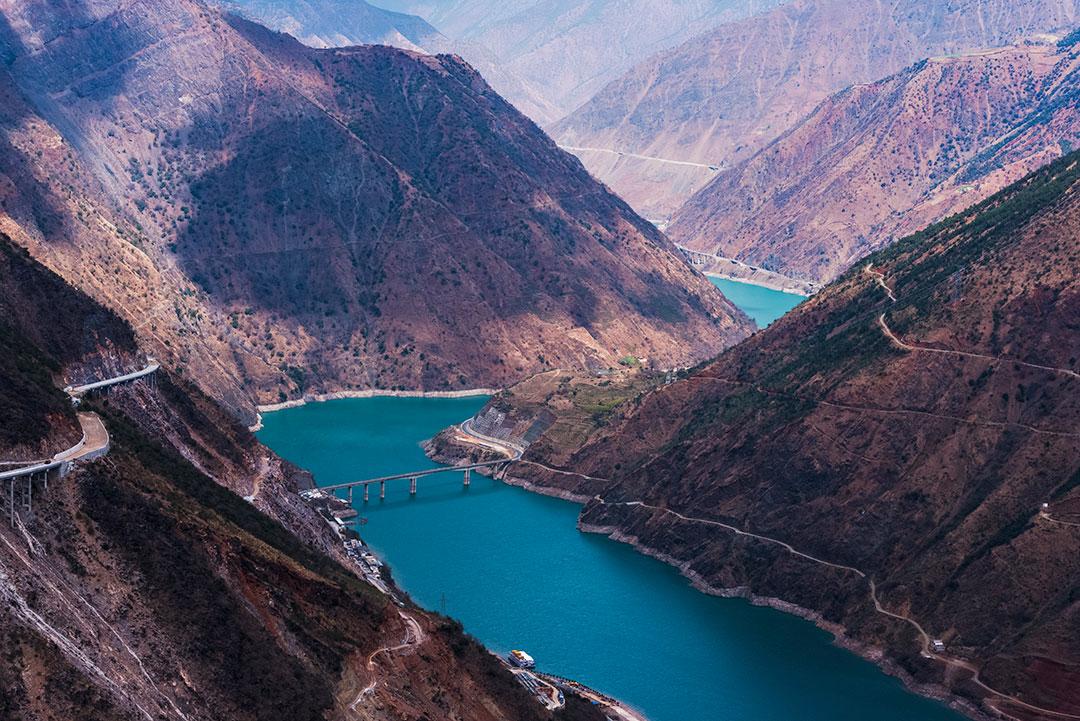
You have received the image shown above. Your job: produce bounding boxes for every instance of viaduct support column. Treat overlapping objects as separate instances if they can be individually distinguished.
[409,477,417,495]
[463,468,471,487]
[363,484,369,503]
[348,487,353,505]
[380,481,386,500]
[9,480,13,527]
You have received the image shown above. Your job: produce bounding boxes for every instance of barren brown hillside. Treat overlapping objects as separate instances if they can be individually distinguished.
[483,154,1080,720]
[671,41,1080,282]
[0,0,748,423]
[554,0,1079,218]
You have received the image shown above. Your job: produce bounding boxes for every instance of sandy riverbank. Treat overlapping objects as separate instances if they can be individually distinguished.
[249,387,499,431]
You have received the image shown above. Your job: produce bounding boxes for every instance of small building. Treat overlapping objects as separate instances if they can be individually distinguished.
[931,639,946,654]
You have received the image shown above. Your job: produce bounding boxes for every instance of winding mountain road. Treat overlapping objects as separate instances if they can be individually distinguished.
[866,264,1080,381]
[348,611,424,714]
[558,144,722,171]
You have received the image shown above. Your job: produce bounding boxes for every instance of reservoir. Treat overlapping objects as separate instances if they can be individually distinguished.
[708,276,804,327]
[258,395,962,721]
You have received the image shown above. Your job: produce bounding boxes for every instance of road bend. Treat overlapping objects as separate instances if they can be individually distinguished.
[866,264,1080,381]
[349,611,424,713]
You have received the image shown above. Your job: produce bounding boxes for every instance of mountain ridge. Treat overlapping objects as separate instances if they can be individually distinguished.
[451,151,1080,721]
[553,0,1080,218]
[0,0,749,423]
[669,40,1080,282]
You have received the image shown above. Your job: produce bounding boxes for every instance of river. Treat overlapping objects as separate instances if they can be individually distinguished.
[708,276,804,327]
[257,280,960,721]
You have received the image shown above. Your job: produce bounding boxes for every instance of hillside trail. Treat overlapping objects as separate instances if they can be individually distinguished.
[865,263,1080,381]
[347,611,424,714]
[457,356,1080,721]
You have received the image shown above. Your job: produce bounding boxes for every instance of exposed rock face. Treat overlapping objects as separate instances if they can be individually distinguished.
[0,0,749,423]
[671,41,1080,282]
[506,155,1080,720]
[553,0,1080,218]
[0,235,605,721]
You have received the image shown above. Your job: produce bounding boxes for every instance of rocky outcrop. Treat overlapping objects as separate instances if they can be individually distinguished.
[671,41,1080,282]
[0,0,749,424]
[553,0,1080,218]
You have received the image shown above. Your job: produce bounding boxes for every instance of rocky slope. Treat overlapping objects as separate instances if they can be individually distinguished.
[472,154,1080,720]
[372,0,779,124]
[671,40,1080,282]
[553,0,1080,218]
[214,0,565,122]
[0,0,749,424]
[219,0,443,50]
[0,231,611,721]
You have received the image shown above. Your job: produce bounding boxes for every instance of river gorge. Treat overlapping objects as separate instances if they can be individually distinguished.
[257,282,962,721]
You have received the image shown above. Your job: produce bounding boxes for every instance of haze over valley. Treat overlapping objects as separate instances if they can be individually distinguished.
[0,2,1078,721]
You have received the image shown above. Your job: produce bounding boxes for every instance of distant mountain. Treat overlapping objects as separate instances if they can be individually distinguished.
[553,0,1080,218]
[670,41,1080,282]
[0,0,749,423]
[503,153,1080,721]
[218,0,444,49]
[372,0,780,124]
[215,0,565,121]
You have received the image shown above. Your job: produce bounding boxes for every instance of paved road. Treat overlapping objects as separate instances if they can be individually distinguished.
[558,144,722,171]
[66,362,159,396]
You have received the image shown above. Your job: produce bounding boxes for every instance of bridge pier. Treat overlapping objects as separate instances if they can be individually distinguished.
[380,481,386,500]
[409,477,417,495]
[8,480,13,527]
[363,484,369,503]
[463,468,471,487]
[347,487,353,504]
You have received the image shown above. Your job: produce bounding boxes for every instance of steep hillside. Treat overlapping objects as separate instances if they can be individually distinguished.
[0,234,608,721]
[480,154,1080,719]
[213,0,565,122]
[0,0,749,424]
[370,0,779,124]
[219,0,443,50]
[670,41,1080,282]
[553,0,1080,218]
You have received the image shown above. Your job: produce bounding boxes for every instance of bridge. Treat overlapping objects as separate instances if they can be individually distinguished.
[3,361,158,525]
[65,360,159,398]
[319,418,526,503]
[320,459,513,503]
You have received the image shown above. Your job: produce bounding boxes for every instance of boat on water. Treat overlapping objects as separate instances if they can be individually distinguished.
[508,649,535,668]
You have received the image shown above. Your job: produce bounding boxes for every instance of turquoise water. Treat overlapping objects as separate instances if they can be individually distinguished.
[259,396,961,721]
[709,277,804,327]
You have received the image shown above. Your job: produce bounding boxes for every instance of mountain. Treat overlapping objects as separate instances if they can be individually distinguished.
[370,0,780,124]
[0,232,611,721]
[217,0,444,50]
[670,41,1080,283]
[0,0,749,424]
[475,154,1080,719]
[553,0,1080,219]
[214,0,566,122]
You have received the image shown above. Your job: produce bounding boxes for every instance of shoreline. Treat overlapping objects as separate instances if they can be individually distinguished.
[249,387,498,431]
[704,270,813,297]
[484,464,991,721]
